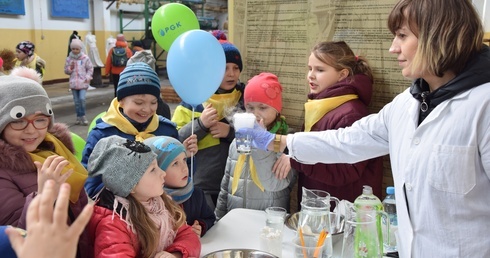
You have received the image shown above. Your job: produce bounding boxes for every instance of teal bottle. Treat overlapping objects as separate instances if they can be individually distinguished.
[353,185,384,257]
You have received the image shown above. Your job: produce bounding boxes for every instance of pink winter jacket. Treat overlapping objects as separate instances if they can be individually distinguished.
[64,53,94,90]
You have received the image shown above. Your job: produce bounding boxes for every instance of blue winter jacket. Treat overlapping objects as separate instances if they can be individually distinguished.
[82,116,179,198]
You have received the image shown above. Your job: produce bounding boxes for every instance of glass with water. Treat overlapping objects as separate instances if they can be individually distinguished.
[262,207,286,257]
[265,206,286,232]
[233,113,256,155]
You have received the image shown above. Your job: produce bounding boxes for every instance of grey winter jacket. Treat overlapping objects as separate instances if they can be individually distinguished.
[215,138,297,221]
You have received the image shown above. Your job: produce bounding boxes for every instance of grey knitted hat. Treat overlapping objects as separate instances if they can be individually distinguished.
[144,136,186,171]
[0,75,54,133]
[87,135,157,197]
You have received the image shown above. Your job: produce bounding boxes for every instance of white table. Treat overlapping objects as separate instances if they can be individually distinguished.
[200,208,343,258]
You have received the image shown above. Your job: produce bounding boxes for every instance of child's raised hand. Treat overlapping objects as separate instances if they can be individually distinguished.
[209,122,230,138]
[200,103,218,129]
[272,154,291,179]
[35,155,73,195]
[183,134,198,157]
[5,180,94,258]
[191,220,202,237]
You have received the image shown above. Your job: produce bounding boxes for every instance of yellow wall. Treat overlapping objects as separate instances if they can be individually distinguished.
[0,28,144,83]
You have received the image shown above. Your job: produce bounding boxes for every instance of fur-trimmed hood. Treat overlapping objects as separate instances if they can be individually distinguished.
[0,123,75,172]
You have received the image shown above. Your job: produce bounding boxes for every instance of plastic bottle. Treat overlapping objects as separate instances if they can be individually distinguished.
[354,185,383,212]
[382,186,398,252]
[354,185,384,256]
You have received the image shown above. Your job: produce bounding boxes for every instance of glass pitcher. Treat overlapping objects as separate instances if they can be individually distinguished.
[341,208,390,258]
[298,198,332,258]
[301,187,341,232]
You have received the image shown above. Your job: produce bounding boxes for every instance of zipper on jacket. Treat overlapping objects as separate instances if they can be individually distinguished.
[420,91,429,112]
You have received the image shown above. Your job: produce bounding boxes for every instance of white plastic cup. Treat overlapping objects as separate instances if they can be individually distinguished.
[233,113,256,155]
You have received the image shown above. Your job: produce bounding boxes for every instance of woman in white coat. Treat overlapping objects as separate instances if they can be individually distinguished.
[240,0,490,257]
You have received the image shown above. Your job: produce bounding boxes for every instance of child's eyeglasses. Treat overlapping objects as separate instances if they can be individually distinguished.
[8,116,50,130]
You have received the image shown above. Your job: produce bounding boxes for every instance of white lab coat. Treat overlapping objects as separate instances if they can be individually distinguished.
[287,84,490,257]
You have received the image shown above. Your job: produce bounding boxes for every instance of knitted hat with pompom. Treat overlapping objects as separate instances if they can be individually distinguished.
[211,30,242,72]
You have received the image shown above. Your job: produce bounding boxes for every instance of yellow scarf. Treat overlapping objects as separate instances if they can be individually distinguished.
[304,94,358,132]
[102,98,159,141]
[29,133,88,203]
[231,154,264,195]
[204,90,242,120]
[198,90,242,150]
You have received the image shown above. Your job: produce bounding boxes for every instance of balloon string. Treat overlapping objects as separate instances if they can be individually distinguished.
[190,106,195,184]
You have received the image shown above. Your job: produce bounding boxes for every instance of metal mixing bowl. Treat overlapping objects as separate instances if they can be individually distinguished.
[285,212,345,245]
[202,249,279,258]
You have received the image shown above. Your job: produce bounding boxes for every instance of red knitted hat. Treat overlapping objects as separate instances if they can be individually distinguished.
[244,72,283,112]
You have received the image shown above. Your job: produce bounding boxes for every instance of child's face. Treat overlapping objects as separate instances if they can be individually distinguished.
[71,47,81,55]
[2,113,49,152]
[245,102,278,128]
[119,94,158,123]
[15,49,27,61]
[307,53,346,95]
[131,159,166,202]
[219,63,241,91]
[162,152,188,188]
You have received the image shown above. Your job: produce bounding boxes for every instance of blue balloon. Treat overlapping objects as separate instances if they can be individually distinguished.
[167,30,226,106]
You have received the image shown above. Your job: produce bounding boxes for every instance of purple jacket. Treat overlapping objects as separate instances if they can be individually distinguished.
[0,123,91,258]
[291,74,384,205]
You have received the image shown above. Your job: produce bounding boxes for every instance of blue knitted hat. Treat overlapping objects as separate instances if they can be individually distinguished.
[144,136,186,171]
[116,62,161,101]
[211,30,242,71]
[144,136,193,204]
[220,40,242,72]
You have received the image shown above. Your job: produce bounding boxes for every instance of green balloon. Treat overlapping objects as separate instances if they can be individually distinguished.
[87,111,106,135]
[151,3,200,51]
[70,132,86,162]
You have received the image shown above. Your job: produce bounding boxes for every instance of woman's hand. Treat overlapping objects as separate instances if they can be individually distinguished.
[236,128,275,151]
[5,180,94,258]
[36,155,73,195]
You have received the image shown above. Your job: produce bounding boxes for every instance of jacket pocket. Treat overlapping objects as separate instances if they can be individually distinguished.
[428,145,476,194]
